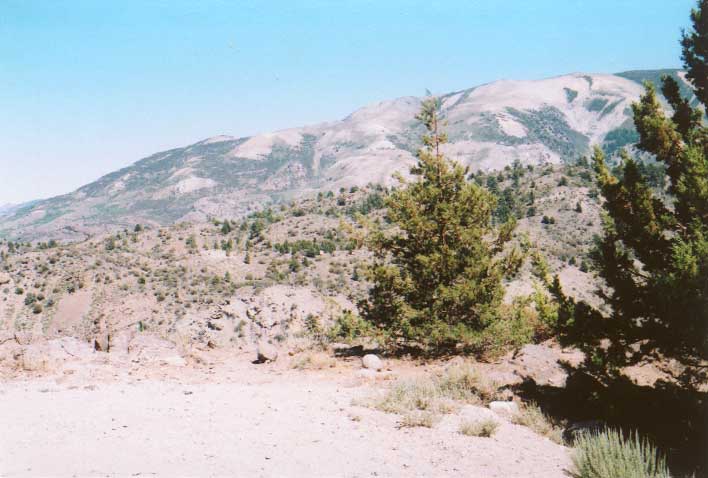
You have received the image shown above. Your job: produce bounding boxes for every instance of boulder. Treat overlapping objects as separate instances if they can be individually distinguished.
[0,339,22,370]
[511,343,583,387]
[128,334,186,366]
[489,401,519,417]
[361,354,383,371]
[256,341,278,363]
[108,330,133,355]
[20,338,94,372]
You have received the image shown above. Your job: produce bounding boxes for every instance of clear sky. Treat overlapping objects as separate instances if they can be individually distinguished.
[0,0,696,204]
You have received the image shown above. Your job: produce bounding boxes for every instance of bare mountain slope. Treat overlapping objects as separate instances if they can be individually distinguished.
[0,69,689,241]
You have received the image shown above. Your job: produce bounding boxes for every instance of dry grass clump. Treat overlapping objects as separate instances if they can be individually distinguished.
[291,352,337,370]
[459,418,499,437]
[572,429,670,478]
[399,411,440,428]
[437,363,500,403]
[511,402,564,444]
[359,363,501,421]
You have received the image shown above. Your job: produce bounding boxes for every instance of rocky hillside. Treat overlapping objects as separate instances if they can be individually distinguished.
[0,69,690,241]
[0,162,607,368]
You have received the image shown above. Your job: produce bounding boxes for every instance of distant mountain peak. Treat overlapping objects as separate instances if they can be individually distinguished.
[1,69,690,242]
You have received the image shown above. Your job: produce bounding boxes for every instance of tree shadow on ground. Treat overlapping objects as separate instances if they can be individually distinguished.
[513,367,708,477]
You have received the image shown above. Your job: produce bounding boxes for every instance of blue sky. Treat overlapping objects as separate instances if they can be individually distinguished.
[0,0,695,204]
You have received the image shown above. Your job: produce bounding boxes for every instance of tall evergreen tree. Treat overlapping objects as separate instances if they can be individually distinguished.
[361,98,521,350]
[551,1,708,374]
[681,0,708,107]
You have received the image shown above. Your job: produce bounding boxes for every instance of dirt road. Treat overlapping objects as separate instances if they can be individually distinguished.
[0,357,570,477]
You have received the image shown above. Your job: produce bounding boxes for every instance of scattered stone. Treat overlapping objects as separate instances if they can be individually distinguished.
[489,401,519,417]
[361,354,383,371]
[256,342,278,363]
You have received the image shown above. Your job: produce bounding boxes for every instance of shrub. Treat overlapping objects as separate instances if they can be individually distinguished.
[327,310,373,343]
[572,429,670,478]
[399,411,439,428]
[436,363,499,404]
[291,352,336,370]
[459,418,499,437]
[303,314,324,343]
[358,363,500,416]
[511,402,564,444]
[24,293,36,306]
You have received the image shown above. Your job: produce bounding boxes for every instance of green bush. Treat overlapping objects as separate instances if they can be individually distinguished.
[572,429,670,478]
[327,310,372,343]
[24,293,36,306]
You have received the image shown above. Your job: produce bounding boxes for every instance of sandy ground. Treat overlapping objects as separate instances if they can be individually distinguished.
[0,355,571,478]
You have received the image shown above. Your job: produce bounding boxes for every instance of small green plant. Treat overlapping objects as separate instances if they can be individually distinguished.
[459,418,499,437]
[572,429,670,478]
[24,292,36,306]
[303,314,324,342]
[327,310,372,343]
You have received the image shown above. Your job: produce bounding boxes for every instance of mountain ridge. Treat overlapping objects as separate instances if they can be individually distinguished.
[0,68,690,242]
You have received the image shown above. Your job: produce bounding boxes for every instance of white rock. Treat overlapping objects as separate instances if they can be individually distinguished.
[361,354,383,371]
[489,401,519,417]
[20,338,94,372]
[257,341,278,363]
[108,330,133,355]
[128,334,186,367]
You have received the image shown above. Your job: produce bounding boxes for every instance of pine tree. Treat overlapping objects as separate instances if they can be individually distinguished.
[551,1,708,372]
[681,0,708,107]
[361,98,522,350]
